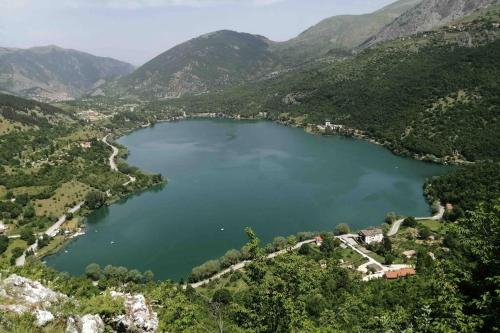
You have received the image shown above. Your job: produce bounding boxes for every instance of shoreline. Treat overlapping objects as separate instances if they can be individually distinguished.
[39,115,449,279]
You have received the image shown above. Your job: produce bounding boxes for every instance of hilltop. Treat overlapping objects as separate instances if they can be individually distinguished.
[98,30,281,100]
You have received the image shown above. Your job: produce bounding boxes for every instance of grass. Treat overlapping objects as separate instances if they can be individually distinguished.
[34,180,91,217]
[12,185,49,196]
[0,239,27,266]
[418,219,446,234]
[0,116,30,135]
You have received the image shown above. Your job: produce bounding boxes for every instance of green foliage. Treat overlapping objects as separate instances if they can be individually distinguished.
[403,216,417,227]
[0,235,9,254]
[426,162,500,212]
[20,229,35,245]
[84,191,107,210]
[334,223,350,235]
[85,263,102,281]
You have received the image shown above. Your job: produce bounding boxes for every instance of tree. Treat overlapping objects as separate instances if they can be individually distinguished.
[85,263,102,281]
[211,289,232,333]
[272,236,288,251]
[220,249,241,268]
[20,229,35,245]
[38,234,50,248]
[385,212,397,224]
[23,204,35,219]
[383,237,392,252]
[0,235,9,255]
[213,289,232,305]
[402,216,417,228]
[299,243,312,255]
[415,250,434,275]
[335,223,350,235]
[320,235,339,254]
[84,191,107,210]
[243,227,261,259]
[143,270,154,283]
[418,226,432,240]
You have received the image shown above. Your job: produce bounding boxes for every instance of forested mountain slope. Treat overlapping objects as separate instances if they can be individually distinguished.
[0,46,134,102]
[160,7,500,162]
[99,30,280,100]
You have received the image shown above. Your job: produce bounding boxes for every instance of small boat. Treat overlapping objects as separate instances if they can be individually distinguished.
[220,228,225,231]
[110,241,115,245]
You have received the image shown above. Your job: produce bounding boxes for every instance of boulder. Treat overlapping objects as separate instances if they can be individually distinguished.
[111,291,159,332]
[0,274,65,308]
[81,314,105,333]
[35,309,55,326]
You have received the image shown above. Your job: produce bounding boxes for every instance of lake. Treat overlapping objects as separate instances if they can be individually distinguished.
[46,119,449,280]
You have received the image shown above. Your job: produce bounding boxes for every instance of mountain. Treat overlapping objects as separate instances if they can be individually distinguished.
[271,0,422,62]
[363,0,500,47]
[162,6,500,163]
[100,30,281,100]
[0,46,134,102]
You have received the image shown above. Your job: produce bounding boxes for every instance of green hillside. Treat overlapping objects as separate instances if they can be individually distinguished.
[101,30,281,99]
[271,0,422,62]
[159,7,500,162]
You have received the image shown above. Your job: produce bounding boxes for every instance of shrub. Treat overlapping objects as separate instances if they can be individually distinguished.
[85,263,102,281]
[335,223,350,235]
[402,217,417,228]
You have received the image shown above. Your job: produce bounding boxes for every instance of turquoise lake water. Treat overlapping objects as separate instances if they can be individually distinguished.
[46,119,449,280]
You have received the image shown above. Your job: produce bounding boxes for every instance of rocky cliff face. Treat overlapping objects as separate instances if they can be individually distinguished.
[364,0,500,47]
[0,46,134,102]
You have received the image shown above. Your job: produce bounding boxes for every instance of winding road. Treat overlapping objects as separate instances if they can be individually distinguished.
[387,205,445,236]
[15,202,84,266]
[102,134,136,186]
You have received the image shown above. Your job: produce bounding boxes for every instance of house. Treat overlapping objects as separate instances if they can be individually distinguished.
[80,141,92,149]
[314,236,323,246]
[358,228,384,244]
[384,268,416,279]
[446,203,454,211]
[0,223,6,234]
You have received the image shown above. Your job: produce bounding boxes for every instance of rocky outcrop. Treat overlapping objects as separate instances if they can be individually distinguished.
[111,291,159,333]
[0,275,108,332]
[0,274,65,326]
[364,0,500,47]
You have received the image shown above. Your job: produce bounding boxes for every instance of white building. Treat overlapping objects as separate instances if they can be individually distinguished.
[359,228,384,244]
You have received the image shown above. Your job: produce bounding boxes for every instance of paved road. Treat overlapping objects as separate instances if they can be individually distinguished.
[387,205,445,236]
[337,234,412,281]
[102,134,136,186]
[102,134,119,172]
[185,239,316,289]
[16,202,84,266]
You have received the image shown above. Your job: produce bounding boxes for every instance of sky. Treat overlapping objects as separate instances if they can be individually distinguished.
[0,0,396,65]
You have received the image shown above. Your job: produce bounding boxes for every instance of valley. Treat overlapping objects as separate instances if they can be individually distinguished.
[0,0,499,332]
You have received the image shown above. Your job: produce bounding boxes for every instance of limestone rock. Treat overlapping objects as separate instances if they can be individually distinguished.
[111,291,159,332]
[81,314,105,333]
[0,274,65,308]
[35,309,55,327]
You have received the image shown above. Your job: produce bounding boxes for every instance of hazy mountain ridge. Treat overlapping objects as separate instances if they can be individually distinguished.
[364,0,500,47]
[0,46,134,102]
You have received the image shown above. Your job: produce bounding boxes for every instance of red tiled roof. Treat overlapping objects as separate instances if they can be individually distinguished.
[384,268,416,279]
